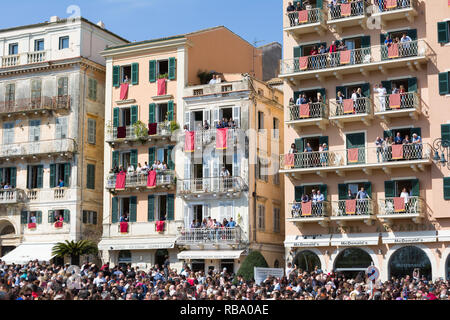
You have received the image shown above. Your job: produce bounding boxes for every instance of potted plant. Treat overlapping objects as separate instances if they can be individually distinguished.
[158,73,169,79]
[133,120,149,142]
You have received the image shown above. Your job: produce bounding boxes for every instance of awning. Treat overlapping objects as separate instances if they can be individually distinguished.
[1,243,56,264]
[177,250,244,260]
[438,230,450,242]
[331,233,380,246]
[284,234,331,247]
[98,237,176,251]
[381,231,437,244]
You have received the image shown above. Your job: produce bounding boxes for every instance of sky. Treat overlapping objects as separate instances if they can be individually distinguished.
[0,0,283,47]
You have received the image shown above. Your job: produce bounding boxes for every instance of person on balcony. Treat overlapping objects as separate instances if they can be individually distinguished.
[203,120,210,130]
[123,75,129,83]
[336,90,345,115]
[318,45,327,69]
[3,183,10,190]
[301,193,309,203]
[384,35,393,48]
[119,165,125,173]
[392,84,399,94]
[400,33,412,57]
[292,202,300,218]
[127,164,135,174]
[289,143,297,155]
[328,41,338,67]
[310,46,318,69]
[373,84,387,112]
[319,143,328,167]
[412,133,422,159]
[226,217,236,228]
[295,1,302,11]
[399,85,407,108]
[304,142,313,167]
[296,94,307,106]
[347,189,355,200]
[400,187,410,212]
[143,162,150,172]
[58,179,64,188]
[136,163,144,175]
[394,132,403,145]
[120,213,129,223]
[356,187,370,215]
[355,87,363,113]
[311,189,318,215]
[316,190,325,216]
[286,2,296,27]
[375,137,384,163]
[209,74,217,85]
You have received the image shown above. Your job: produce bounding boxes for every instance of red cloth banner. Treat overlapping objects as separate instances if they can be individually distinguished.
[147,170,157,189]
[386,0,397,9]
[343,99,354,114]
[389,93,401,109]
[54,221,63,228]
[347,148,359,163]
[115,172,126,190]
[216,128,228,150]
[156,221,165,232]
[300,104,310,118]
[157,79,167,96]
[299,56,308,71]
[298,10,308,23]
[340,50,351,65]
[394,197,406,212]
[120,83,129,100]
[388,43,399,58]
[148,123,157,135]
[391,144,404,160]
[285,153,294,168]
[341,3,352,16]
[301,201,312,216]
[120,222,128,233]
[28,223,37,229]
[117,126,127,139]
[185,131,195,152]
[345,199,357,215]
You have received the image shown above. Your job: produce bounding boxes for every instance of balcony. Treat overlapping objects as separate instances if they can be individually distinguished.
[177,176,248,200]
[0,138,76,161]
[280,144,431,178]
[374,92,420,122]
[0,189,26,205]
[177,227,243,246]
[371,0,418,24]
[330,199,375,226]
[329,97,373,128]
[0,96,70,118]
[327,1,369,33]
[377,196,423,225]
[280,40,429,82]
[284,8,327,38]
[106,122,173,147]
[106,171,175,192]
[1,51,48,69]
[286,102,329,130]
[184,128,241,150]
[287,201,331,227]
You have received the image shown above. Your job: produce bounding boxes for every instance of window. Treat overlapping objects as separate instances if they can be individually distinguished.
[88,119,96,144]
[58,77,68,96]
[48,209,70,223]
[27,165,43,189]
[273,158,280,185]
[438,21,450,44]
[294,250,321,272]
[273,117,279,139]
[50,163,71,188]
[3,123,14,145]
[0,167,17,187]
[193,89,203,96]
[258,111,264,130]
[34,39,44,52]
[31,79,42,105]
[59,36,69,50]
[55,117,68,139]
[389,246,431,280]
[83,210,98,225]
[258,204,265,230]
[8,43,18,55]
[20,211,42,224]
[157,60,169,78]
[444,177,450,200]
[87,164,95,190]
[273,207,280,233]
[439,72,450,95]
[88,78,97,101]
[29,120,40,142]
[5,84,15,105]
[257,157,268,182]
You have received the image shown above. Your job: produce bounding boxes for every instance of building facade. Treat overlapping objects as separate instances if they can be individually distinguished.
[281,0,450,281]
[0,17,127,263]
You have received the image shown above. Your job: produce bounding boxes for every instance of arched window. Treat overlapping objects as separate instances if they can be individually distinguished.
[0,224,15,236]
[294,250,321,272]
[389,246,431,280]
[334,248,372,279]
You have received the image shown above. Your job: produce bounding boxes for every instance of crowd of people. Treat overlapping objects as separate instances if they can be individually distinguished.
[375,131,423,163]
[110,161,170,177]
[1,259,448,300]
[190,216,237,229]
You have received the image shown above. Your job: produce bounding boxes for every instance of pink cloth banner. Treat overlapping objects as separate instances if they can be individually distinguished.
[157,79,167,96]
[54,221,63,228]
[340,50,351,65]
[120,83,129,100]
[148,123,157,135]
[117,126,127,139]
[343,99,354,114]
[120,222,128,233]
[386,0,397,9]
[298,10,308,23]
[388,43,399,58]
[394,197,406,212]
[216,128,228,150]
[115,172,126,190]
[389,93,401,109]
[341,3,352,16]
[156,221,165,232]
[299,56,308,70]
[299,104,310,118]
[347,148,359,163]
[185,131,195,152]
[147,170,157,189]
[28,223,36,229]
[346,199,356,214]
[285,153,294,168]
[392,144,404,160]
[301,201,312,216]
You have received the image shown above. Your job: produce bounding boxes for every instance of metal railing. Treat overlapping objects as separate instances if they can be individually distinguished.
[286,8,324,28]
[289,201,330,219]
[280,143,431,170]
[177,176,247,194]
[328,0,367,20]
[371,0,415,14]
[186,128,240,147]
[106,122,172,142]
[333,199,374,217]
[0,138,76,158]
[287,102,327,121]
[177,226,242,244]
[330,97,371,117]
[374,92,419,113]
[280,40,427,76]
[378,196,422,216]
[106,170,175,189]
[0,189,25,204]
[0,95,71,114]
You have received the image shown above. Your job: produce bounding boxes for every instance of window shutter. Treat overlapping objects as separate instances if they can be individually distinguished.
[335,86,346,99]
[112,151,119,168]
[438,22,449,44]
[168,101,174,121]
[21,211,28,224]
[293,91,301,102]
[149,103,156,124]
[294,138,304,153]
[316,0,323,9]
[0,169,3,186]
[444,178,450,200]
[319,184,327,200]
[82,211,87,224]
[361,36,371,48]
[93,212,97,225]
[50,164,56,188]
[36,211,42,224]
[407,77,417,93]
[129,196,137,222]
[37,165,44,189]
[364,182,372,198]
[27,165,31,189]
[167,194,174,221]
[113,108,119,127]
[439,72,449,95]
[87,164,95,190]
[64,210,70,223]
[88,119,96,144]
[380,33,387,45]
[168,57,176,80]
[233,106,241,128]
[294,186,304,202]
[381,80,392,94]
[148,147,156,165]
[131,63,139,85]
[111,197,118,223]
[407,29,417,41]
[148,195,155,221]
[64,163,71,187]
[88,78,93,100]
[10,167,16,188]
[48,210,54,223]
[149,60,157,83]
[113,66,120,87]
[361,83,370,98]
[167,146,175,170]
[293,46,302,58]
[384,181,395,198]
[338,184,348,200]
[441,124,450,147]
[319,136,329,146]
[383,130,393,139]
[130,150,138,168]
[410,179,420,197]
[131,105,138,125]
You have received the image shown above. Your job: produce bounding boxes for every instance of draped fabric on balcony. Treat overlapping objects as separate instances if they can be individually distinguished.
[386,0,398,9]
[345,199,357,214]
[391,144,404,160]
[54,221,63,228]
[28,223,36,229]
[394,197,406,212]
[156,220,165,232]
[115,172,126,190]
[120,222,128,233]
[389,93,401,109]
[120,83,129,100]
[216,128,228,150]
[285,153,294,168]
[300,104,310,118]
[147,170,157,189]
[343,99,354,114]
[117,126,127,139]
[388,43,399,58]
[157,79,167,96]
[341,3,352,16]
[347,148,359,163]
[185,131,195,152]
[301,201,312,216]
[340,50,351,65]
[299,56,308,71]
[298,10,308,23]
[148,123,157,135]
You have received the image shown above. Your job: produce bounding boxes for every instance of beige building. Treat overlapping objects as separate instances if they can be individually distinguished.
[281,0,450,280]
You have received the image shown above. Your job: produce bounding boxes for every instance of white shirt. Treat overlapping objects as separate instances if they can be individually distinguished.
[374,87,387,96]
[351,92,358,102]
[127,165,134,173]
[400,191,409,203]
[209,79,216,85]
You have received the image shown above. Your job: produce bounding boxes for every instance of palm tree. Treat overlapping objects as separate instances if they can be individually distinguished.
[52,240,98,266]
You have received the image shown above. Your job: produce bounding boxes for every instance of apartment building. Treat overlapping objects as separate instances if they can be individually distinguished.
[0,17,127,263]
[98,27,268,270]
[281,0,450,280]
[177,73,285,273]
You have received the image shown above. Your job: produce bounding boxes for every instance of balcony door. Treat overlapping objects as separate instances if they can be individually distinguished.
[29,120,40,154]
[346,132,365,164]
[3,123,14,145]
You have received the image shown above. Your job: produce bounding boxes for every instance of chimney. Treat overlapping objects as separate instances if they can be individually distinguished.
[49,16,60,23]
[97,21,105,29]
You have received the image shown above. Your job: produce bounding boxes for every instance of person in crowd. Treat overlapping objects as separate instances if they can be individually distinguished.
[120,213,129,223]
[374,83,387,112]
[289,143,297,154]
[127,163,135,174]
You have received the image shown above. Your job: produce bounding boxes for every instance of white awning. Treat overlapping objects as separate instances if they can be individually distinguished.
[284,234,331,247]
[438,230,450,242]
[381,231,437,244]
[98,237,176,251]
[1,243,56,264]
[330,233,380,246]
[177,250,244,260]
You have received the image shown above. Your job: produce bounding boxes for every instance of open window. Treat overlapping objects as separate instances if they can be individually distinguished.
[121,65,132,84]
[120,108,131,127]
[0,167,16,187]
[156,103,168,123]
[158,60,169,78]
[158,195,167,221]
[27,165,43,189]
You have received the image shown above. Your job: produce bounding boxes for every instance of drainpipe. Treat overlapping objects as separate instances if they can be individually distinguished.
[78,64,88,241]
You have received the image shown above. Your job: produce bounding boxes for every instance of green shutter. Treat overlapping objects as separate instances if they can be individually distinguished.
[407,29,417,41]
[64,210,70,223]
[380,33,387,45]
[21,211,28,224]
[167,194,174,221]
[149,60,157,83]
[64,163,71,187]
[361,36,371,48]
[113,108,119,127]
[168,57,176,80]
[131,105,138,125]
[148,147,156,165]
[364,182,372,198]
[319,184,327,200]
[10,167,16,188]
[48,210,54,223]
[130,150,138,169]
[410,127,421,138]
[408,77,417,93]
[411,179,420,197]
[336,86,346,99]
[37,165,43,189]
[438,22,449,44]
[149,103,156,123]
[113,66,120,88]
[381,81,392,94]
[131,63,139,85]
[26,165,31,189]
[112,151,119,168]
[346,132,365,148]
[441,124,450,147]
[439,72,449,95]
[294,138,304,153]
[384,181,395,198]
[111,197,118,223]
[294,186,304,202]
[36,211,42,224]
[148,195,155,221]
[293,91,301,103]
[444,178,450,200]
[361,83,370,98]
[338,184,348,200]
[293,46,302,58]
[380,34,387,60]
[168,101,174,121]
[383,130,393,139]
[168,146,175,170]
[87,164,95,190]
[316,0,323,9]
[50,164,56,188]
[319,136,328,146]
[0,169,3,185]
[129,196,137,222]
